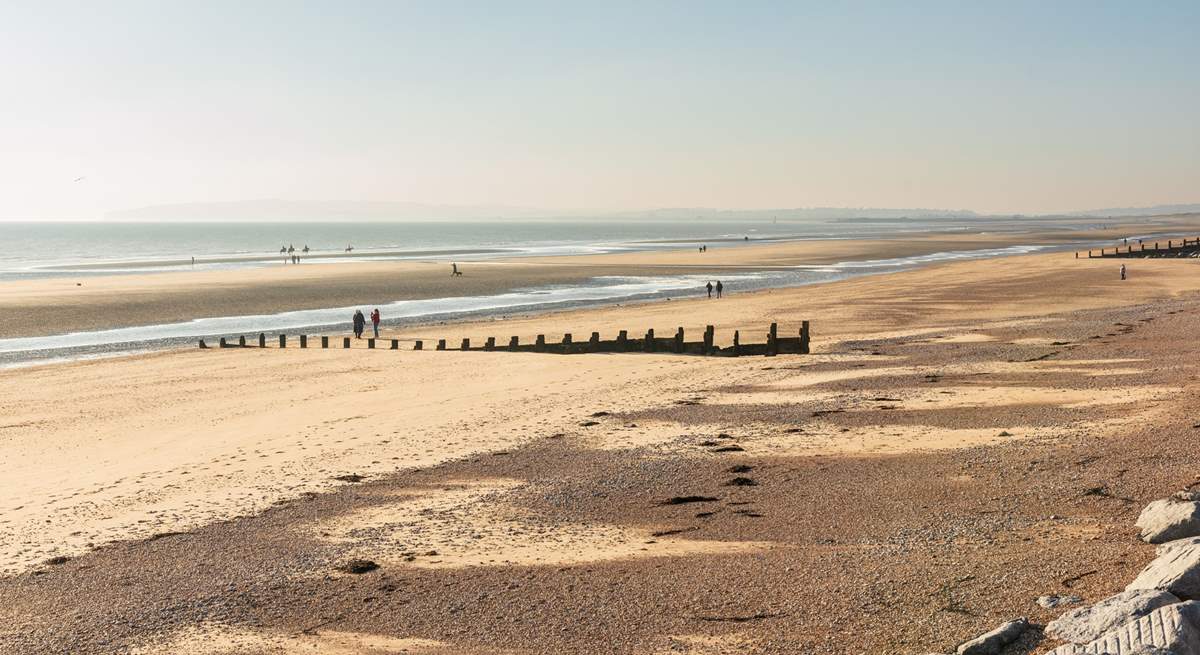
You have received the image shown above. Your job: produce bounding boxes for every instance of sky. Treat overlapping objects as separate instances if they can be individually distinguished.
[1,0,1198,220]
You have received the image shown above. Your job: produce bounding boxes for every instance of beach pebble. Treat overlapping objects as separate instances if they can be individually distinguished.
[1137,498,1200,544]
[1128,539,1200,599]
[956,618,1027,655]
[1039,594,1083,609]
[1046,600,1200,655]
[1045,590,1179,643]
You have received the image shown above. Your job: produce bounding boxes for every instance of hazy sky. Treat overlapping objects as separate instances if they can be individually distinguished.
[2,1,1198,219]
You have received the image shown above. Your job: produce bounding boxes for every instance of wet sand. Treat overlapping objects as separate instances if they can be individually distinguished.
[5,244,1200,653]
[2,216,1196,339]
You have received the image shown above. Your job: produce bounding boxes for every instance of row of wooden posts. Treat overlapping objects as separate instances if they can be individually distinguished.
[1079,238,1200,259]
[200,322,810,357]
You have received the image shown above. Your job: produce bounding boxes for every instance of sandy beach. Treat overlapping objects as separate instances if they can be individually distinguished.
[5,238,1200,653]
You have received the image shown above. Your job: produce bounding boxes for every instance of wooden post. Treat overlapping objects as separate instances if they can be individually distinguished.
[1142,243,1146,251]
[279,334,286,348]
[644,328,655,352]
[589,332,600,351]
[321,336,329,348]
[199,339,207,349]
[414,340,423,350]
[617,330,628,352]
[800,320,810,355]
[299,334,307,348]
[509,336,519,351]
[562,333,572,347]
[733,330,740,357]
[766,323,778,357]
[219,337,227,348]
[343,337,351,348]
[704,325,714,354]
[391,339,399,350]
[1088,250,1092,258]
[239,335,246,347]
[461,338,470,351]
[535,334,545,351]
[367,338,375,349]
[674,327,684,353]
[485,337,495,351]
[436,339,446,351]
[259,333,266,348]
[1075,252,1078,259]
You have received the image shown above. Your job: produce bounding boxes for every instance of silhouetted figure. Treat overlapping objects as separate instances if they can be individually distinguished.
[371,308,381,338]
[1120,264,1127,281]
[352,310,365,338]
[716,280,724,298]
[705,281,713,298]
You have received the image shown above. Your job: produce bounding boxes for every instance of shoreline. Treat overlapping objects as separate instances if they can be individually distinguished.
[4,216,1195,345]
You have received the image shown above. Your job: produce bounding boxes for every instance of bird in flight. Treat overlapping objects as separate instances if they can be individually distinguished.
[73,176,86,182]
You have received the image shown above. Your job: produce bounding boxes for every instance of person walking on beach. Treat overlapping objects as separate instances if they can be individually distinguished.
[370,308,381,338]
[451,262,458,276]
[706,281,713,298]
[1120,264,1127,280]
[716,280,724,298]
[352,310,365,339]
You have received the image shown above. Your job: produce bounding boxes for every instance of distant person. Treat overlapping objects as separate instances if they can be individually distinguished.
[371,308,381,338]
[744,236,749,241]
[1120,264,1127,281]
[706,281,713,298]
[191,256,195,267]
[451,262,459,276]
[352,310,365,339]
[303,245,310,254]
[716,280,724,298]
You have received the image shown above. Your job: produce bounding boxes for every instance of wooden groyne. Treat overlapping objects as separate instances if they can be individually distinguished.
[1078,238,1200,259]
[200,322,810,357]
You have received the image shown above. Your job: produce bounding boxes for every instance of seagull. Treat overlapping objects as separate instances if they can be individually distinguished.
[73,176,86,182]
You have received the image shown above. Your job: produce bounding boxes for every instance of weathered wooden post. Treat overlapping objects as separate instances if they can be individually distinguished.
[1088,250,1092,258]
[414,340,423,350]
[1075,252,1078,259]
[436,339,446,351]
[485,337,495,351]
[617,330,628,351]
[461,338,470,351]
[673,327,684,353]
[219,337,227,348]
[766,323,778,357]
[704,325,715,354]
[1155,242,1159,250]
[259,333,266,348]
[299,334,307,348]
[199,339,207,349]
[279,334,287,348]
[733,330,740,357]
[589,332,600,351]
[239,335,246,347]
[644,328,655,352]
[800,320,810,355]
[390,339,399,350]
[343,337,351,348]
[561,333,572,353]
[321,336,329,348]
[509,336,519,351]
[535,335,545,352]
[367,338,375,349]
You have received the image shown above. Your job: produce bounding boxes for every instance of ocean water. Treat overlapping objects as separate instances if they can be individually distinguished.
[0,217,1099,367]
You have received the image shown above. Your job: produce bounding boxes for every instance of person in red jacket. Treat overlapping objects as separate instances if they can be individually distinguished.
[370,308,381,338]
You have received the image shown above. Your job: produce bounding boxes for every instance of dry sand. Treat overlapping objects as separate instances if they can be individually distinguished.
[5,240,1200,654]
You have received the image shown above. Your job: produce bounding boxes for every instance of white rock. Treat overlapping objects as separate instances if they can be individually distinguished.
[1138,499,1200,544]
[1047,590,1180,643]
[1046,600,1200,654]
[956,618,1028,655]
[1129,540,1200,600]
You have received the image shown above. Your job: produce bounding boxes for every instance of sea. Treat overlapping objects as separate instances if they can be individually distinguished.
[0,217,1111,367]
